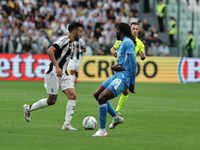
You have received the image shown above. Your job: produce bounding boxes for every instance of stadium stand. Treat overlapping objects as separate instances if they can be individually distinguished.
[0,0,199,57]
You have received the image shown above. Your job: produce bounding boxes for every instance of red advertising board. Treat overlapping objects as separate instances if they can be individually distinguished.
[0,54,50,81]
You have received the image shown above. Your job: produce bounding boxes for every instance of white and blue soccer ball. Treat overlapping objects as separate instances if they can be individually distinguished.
[82,116,97,130]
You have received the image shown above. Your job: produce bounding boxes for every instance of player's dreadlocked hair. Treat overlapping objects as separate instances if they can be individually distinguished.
[117,22,136,46]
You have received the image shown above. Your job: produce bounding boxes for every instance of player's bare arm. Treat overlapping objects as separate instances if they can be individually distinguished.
[110,47,117,58]
[47,46,62,78]
[129,84,136,93]
[81,47,86,52]
[111,63,126,71]
[110,47,116,55]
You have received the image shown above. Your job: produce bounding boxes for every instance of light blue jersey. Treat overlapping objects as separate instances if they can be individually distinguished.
[102,36,137,97]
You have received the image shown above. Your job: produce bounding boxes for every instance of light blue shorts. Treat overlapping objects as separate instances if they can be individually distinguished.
[102,75,130,97]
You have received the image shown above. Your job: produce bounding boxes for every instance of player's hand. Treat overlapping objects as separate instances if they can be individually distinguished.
[56,67,63,78]
[140,52,146,60]
[111,63,126,71]
[129,84,136,93]
[82,48,86,52]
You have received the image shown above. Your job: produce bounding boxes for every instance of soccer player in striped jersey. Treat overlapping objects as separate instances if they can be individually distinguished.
[110,22,146,116]
[93,23,137,136]
[67,38,86,85]
[23,22,83,130]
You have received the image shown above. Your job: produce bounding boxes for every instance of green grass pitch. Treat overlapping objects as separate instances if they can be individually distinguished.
[0,81,200,150]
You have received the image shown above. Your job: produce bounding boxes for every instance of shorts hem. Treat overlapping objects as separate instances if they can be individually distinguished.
[108,86,117,97]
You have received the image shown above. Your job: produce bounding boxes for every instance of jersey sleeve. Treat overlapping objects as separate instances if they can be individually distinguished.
[80,38,86,49]
[136,38,145,55]
[53,36,68,51]
[113,40,121,50]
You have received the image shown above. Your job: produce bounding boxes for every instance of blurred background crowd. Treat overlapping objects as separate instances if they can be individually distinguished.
[0,0,199,57]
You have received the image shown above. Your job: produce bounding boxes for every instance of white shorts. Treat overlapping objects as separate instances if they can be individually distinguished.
[44,72,74,95]
[67,59,82,72]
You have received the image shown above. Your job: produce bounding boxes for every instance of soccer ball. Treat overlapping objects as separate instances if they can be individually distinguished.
[82,116,97,130]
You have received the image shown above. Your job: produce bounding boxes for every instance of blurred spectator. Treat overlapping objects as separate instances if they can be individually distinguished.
[104,19,115,30]
[2,36,14,53]
[158,42,170,56]
[1,24,9,37]
[22,2,32,16]
[2,2,13,16]
[120,1,130,17]
[140,19,151,34]
[35,16,46,29]
[107,9,116,22]
[185,31,195,57]
[156,0,167,32]
[145,26,160,46]
[131,4,139,18]
[149,41,160,56]
[98,31,107,53]
[128,11,139,24]
[15,37,23,53]
[37,30,50,54]
[131,0,141,12]
[116,11,128,24]
[22,36,32,54]
[82,11,91,31]
[18,9,26,22]
[138,26,145,41]
[8,10,16,24]
[23,16,33,29]
[39,1,51,19]
[93,26,102,39]
[14,3,20,17]
[90,37,105,55]
[167,16,176,47]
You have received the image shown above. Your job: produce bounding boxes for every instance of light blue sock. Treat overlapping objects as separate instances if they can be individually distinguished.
[107,101,116,117]
[98,103,108,129]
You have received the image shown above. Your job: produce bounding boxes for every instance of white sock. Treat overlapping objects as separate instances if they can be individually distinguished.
[100,128,106,132]
[30,98,48,111]
[113,115,119,120]
[64,100,76,125]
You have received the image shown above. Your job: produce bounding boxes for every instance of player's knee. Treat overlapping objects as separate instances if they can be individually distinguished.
[93,92,99,100]
[98,94,107,104]
[47,95,57,105]
[68,93,77,100]
[123,89,129,96]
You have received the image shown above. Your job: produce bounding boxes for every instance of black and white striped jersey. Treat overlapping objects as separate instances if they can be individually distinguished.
[45,35,76,75]
[70,38,86,60]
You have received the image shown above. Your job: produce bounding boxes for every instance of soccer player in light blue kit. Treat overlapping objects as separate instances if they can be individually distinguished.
[93,23,137,137]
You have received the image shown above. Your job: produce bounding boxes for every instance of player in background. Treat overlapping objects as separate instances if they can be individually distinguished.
[68,38,86,85]
[23,22,83,130]
[92,23,137,136]
[110,22,146,116]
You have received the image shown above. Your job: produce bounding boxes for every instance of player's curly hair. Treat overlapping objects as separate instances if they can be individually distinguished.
[117,22,136,46]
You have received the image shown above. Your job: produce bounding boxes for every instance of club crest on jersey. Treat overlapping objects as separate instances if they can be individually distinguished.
[178,57,200,83]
